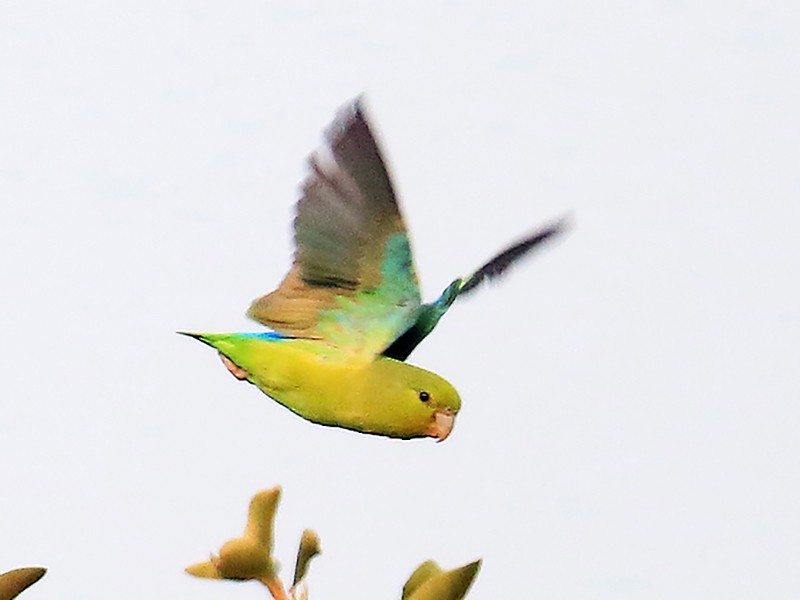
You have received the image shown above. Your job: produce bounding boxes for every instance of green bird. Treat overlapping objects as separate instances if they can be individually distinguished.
[183,98,564,441]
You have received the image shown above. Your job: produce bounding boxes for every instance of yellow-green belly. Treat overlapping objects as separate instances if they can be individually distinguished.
[209,336,432,439]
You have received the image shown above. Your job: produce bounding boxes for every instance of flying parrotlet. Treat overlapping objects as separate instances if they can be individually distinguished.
[182,98,565,441]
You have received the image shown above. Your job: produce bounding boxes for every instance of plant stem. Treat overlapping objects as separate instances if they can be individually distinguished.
[260,575,291,600]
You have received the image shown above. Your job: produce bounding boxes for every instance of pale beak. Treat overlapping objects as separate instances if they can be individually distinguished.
[429,409,456,442]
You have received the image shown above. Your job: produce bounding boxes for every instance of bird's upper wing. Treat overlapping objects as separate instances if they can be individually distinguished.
[248,99,422,358]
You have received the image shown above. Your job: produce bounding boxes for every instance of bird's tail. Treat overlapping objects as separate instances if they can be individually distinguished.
[177,331,222,347]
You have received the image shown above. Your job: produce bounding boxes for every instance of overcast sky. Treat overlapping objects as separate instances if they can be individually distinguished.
[2,1,799,599]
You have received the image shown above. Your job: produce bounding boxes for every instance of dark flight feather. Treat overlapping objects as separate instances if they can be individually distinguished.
[458,218,568,296]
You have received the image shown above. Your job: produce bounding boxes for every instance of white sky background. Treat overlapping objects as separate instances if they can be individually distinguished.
[2,1,799,598]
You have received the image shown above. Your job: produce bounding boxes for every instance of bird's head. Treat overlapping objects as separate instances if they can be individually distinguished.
[392,363,461,442]
[417,385,459,442]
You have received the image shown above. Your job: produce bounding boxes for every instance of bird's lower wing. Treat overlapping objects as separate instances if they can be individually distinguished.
[382,218,568,361]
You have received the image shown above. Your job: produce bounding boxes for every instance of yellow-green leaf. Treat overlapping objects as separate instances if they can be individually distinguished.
[245,487,282,551]
[401,560,442,599]
[185,560,222,580]
[404,560,481,600]
[186,488,282,584]
[292,529,321,587]
[215,538,275,580]
[0,567,47,600]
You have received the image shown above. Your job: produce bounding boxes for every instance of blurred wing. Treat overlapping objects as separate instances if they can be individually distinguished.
[383,218,568,361]
[458,218,567,296]
[248,99,421,357]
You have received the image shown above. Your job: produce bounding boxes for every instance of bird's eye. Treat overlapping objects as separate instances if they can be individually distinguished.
[418,391,430,403]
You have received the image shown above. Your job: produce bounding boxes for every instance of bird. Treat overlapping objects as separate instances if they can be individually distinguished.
[182,98,565,441]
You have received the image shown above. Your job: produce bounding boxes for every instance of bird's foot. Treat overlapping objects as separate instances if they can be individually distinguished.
[219,353,249,380]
